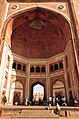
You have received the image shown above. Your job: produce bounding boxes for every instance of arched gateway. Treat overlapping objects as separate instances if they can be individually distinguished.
[30,82,45,105]
[0,1,79,105]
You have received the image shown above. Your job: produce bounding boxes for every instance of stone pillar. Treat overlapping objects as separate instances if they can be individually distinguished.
[0,39,5,103]
[6,48,13,102]
[25,63,30,101]
[63,58,70,102]
[68,0,79,76]
[46,62,50,102]
[69,0,79,28]
[0,0,9,96]
[68,41,79,98]
[0,41,7,95]
[0,0,8,28]
[0,39,4,63]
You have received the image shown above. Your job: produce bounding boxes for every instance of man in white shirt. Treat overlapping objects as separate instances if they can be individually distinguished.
[48,96,52,106]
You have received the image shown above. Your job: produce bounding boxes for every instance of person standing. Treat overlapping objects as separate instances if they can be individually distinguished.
[25,98,28,106]
[74,99,78,106]
[56,103,61,115]
[48,96,52,106]
[1,92,7,105]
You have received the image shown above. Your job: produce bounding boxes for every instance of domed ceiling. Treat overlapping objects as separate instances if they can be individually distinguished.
[11,7,71,58]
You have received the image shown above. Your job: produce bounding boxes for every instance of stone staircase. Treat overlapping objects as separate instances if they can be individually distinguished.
[11,109,59,119]
[1,106,79,119]
[0,109,59,119]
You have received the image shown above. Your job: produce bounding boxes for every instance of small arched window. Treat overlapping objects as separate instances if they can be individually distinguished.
[59,62,63,69]
[17,64,21,70]
[23,65,26,71]
[54,64,58,70]
[30,66,34,72]
[12,62,16,69]
[41,66,46,72]
[36,66,40,73]
[50,65,53,72]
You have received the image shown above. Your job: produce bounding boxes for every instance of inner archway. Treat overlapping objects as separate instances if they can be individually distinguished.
[9,81,23,105]
[33,84,44,102]
[30,82,46,105]
[53,80,65,97]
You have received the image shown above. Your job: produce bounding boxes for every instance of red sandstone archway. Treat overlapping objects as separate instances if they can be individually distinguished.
[1,6,73,103]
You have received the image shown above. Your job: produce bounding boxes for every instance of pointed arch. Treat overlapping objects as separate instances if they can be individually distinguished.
[30,81,46,103]
[52,80,66,101]
[9,81,23,105]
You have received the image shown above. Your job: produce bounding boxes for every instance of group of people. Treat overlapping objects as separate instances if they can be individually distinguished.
[25,95,79,107]
[69,96,78,106]
[1,92,79,107]
[48,95,67,106]
[49,95,79,107]
[25,98,46,106]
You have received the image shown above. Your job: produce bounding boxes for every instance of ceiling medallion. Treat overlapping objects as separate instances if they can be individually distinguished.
[57,5,64,10]
[28,17,47,30]
[11,4,19,10]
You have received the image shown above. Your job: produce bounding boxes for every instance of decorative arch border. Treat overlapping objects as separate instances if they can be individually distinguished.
[10,80,24,89]
[11,80,23,89]
[52,80,65,89]
[1,4,72,40]
[31,81,45,89]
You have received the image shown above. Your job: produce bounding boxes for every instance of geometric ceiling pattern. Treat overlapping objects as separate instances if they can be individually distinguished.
[11,7,71,58]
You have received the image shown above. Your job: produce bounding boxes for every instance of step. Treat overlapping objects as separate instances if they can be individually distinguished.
[11,110,59,119]
[2,110,21,116]
[20,110,57,117]
[0,116,12,119]
[11,117,59,119]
